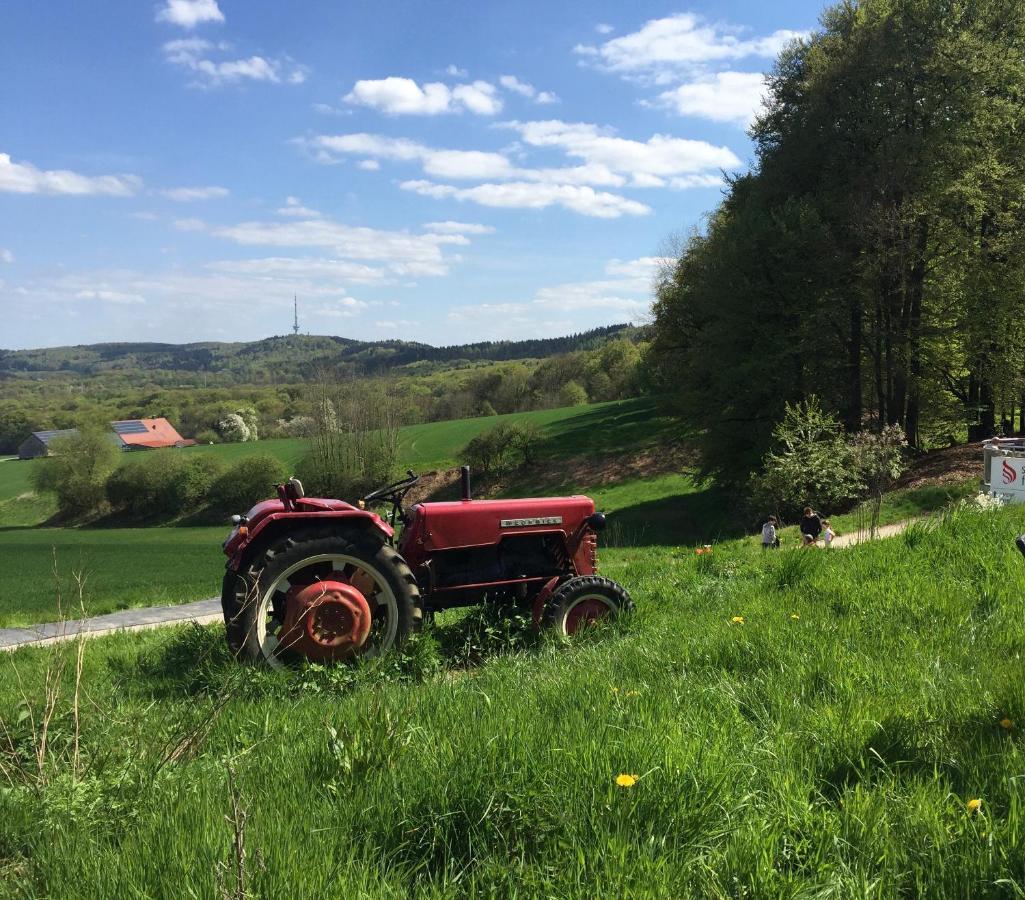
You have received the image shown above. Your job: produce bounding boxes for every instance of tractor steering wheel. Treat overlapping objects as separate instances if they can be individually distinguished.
[361,470,420,527]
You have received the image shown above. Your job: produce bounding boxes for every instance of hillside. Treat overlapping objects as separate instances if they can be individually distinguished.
[0,324,641,385]
[3,500,1024,895]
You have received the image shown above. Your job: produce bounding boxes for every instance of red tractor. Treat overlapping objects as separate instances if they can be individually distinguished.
[220,467,633,666]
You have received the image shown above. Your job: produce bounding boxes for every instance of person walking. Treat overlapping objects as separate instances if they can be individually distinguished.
[761,515,780,549]
[800,506,822,547]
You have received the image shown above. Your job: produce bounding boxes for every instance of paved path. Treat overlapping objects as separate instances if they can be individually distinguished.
[0,598,221,652]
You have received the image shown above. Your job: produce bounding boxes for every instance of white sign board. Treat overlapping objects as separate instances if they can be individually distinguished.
[990,455,1025,502]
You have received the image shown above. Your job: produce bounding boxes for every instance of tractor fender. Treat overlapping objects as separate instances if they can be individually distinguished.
[224,508,393,571]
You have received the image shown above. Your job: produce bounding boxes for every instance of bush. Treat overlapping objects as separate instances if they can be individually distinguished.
[295,380,401,501]
[296,431,396,501]
[753,398,907,522]
[559,381,588,407]
[208,454,288,515]
[281,415,318,438]
[106,453,226,519]
[461,421,543,476]
[31,428,121,517]
[193,429,219,445]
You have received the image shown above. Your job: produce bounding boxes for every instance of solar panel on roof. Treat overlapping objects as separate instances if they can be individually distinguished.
[113,421,150,434]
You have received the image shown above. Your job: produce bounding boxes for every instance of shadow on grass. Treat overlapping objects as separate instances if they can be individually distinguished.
[113,604,634,700]
[604,483,746,547]
[818,713,1014,803]
[535,396,691,461]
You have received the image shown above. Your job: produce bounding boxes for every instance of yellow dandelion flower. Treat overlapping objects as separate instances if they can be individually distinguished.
[790,613,800,620]
[731,616,745,625]
[967,798,983,814]
[1000,718,1014,730]
[626,690,640,697]
[615,773,638,788]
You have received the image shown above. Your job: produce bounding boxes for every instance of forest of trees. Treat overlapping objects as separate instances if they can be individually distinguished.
[651,0,1025,482]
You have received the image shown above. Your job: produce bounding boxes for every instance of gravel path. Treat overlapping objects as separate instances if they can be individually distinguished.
[830,518,919,548]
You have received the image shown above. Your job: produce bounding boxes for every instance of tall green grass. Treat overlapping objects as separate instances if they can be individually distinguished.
[2,503,1024,896]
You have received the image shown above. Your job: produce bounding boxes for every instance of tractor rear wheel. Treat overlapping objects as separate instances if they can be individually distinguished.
[543,576,634,636]
[223,529,422,667]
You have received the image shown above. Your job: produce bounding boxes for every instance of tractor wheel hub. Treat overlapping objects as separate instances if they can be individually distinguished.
[277,575,373,661]
[564,598,609,634]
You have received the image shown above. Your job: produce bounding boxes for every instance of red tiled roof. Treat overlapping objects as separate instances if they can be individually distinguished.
[111,418,186,448]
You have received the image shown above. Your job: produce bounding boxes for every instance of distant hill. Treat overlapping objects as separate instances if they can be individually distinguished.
[0,324,643,385]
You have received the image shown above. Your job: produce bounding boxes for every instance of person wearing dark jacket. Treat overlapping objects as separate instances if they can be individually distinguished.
[800,507,822,547]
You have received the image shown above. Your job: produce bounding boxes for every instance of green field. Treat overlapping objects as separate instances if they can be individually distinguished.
[2,503,1024,895]
[0,395,979,628]
[0,399,669,527]
[0,399,693,627]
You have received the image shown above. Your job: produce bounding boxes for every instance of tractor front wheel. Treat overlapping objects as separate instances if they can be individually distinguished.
[223,530,422,667]
[543,576,634,636]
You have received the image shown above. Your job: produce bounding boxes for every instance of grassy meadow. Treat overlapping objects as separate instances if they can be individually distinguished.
[0,399,698,627]
[0,395,979,627]
[2,502,1025,895]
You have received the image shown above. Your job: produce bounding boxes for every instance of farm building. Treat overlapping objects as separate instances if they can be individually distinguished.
[111,418,196,450]
[17,429,81,459]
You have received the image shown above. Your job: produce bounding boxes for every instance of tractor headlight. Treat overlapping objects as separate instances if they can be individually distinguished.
[585,512,607,532]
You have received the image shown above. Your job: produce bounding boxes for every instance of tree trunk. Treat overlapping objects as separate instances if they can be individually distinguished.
[844,294,864,430]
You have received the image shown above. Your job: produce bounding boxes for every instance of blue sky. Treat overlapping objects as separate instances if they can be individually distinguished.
[0,0,820,350]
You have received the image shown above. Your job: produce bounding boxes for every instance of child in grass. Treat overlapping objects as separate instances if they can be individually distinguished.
[761,515,780,549]
[822,520,835,548]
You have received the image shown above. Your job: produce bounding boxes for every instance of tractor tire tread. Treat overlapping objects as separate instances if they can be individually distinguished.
[542,575,634,634]
[223,527,420,664]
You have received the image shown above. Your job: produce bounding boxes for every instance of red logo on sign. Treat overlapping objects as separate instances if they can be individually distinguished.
[1002,459,1016,485]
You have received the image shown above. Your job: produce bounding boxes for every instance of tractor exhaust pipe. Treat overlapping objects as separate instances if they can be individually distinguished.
[460,465,472,501]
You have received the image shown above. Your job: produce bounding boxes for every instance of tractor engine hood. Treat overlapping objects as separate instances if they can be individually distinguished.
[405,496,595,551]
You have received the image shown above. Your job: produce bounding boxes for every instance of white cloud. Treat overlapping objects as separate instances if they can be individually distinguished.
[156,0,224,28]
[448,256,664,334]
[0,248,13,263]
[309,297,368,318]
[375,319,417,329]
[309,132,623,187]
[499,75,558,105]
[0,152,141,196]
[277,196,322,218]
[344,77,502,115]
[74,289,146,305]
[596,23,615,35]
[445,64,468,78]
[211,213,475,277]
[210,257,386,284]
[451,81,502,115]
[173,217,207,231]
[161,185,229,201]
[503,120,740,184]
[163,39,307,87]
[423,221,495,235]
[576,13,804,79]
[400,180,650,219]
[357,159,380,171]
[656,71,766,125]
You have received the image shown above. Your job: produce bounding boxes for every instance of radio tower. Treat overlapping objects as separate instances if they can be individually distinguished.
[292,295,300,336]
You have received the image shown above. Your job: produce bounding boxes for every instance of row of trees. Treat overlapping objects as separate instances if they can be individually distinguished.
[651,0,1025,483]
[30,430,288,521]
[0,338,649,454]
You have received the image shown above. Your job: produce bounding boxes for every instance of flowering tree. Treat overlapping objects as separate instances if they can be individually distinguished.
[217,413,250,443]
